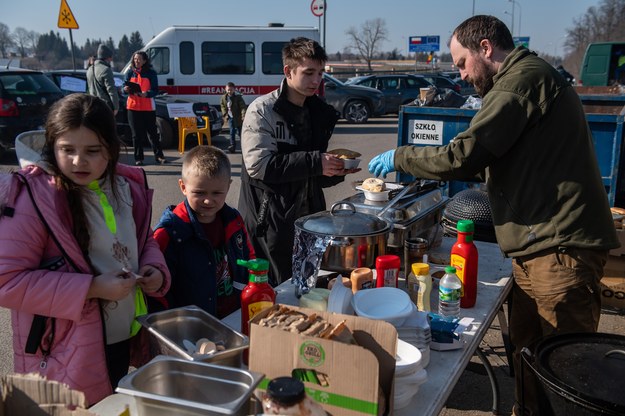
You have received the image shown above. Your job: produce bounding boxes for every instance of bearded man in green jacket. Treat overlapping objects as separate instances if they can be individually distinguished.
[369,15,620,416]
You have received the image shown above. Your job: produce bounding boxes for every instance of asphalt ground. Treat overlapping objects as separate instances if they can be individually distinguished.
[1,117,624,414]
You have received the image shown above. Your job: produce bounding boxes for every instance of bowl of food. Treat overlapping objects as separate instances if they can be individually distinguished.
[356,178,404,201]
[328,148,362,170]
[342,158,361,169]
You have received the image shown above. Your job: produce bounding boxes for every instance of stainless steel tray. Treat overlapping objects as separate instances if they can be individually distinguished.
[116,355,263,415]
[137,305,248,367]
[344,181,448,228]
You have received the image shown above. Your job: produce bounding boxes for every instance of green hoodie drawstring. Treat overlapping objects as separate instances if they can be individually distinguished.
[88,180,146,337]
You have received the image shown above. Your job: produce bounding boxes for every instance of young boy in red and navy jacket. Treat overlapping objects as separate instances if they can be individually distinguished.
[153,146,255,318]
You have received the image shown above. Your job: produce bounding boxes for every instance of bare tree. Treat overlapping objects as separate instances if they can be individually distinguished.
[0,23,14,58]
[345,18,388,70]
[13,27,31,58]
[25,29,39,54]
[564,0,625,76]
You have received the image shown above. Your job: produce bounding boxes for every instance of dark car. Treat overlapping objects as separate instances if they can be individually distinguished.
[344,74,433,114]
[418,73,462,95]
[439,71,477,96]
[45,69,223,148]
[322,74,385,123]
[0,67,64,155]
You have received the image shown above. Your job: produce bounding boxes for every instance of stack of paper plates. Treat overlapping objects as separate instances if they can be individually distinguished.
[397,310,432,368]
[393,338,428,409]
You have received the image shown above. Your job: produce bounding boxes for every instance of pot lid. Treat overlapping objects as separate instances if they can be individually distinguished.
[533,332,625,413]
[295,202,390,236]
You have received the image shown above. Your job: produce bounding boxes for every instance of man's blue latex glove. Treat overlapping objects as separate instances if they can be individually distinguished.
[368,149,396,178]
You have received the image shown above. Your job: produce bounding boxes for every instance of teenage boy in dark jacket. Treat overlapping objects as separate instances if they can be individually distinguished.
[239,37,359,286]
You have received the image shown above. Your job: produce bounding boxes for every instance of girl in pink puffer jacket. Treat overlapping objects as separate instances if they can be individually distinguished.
[0,94,170,406]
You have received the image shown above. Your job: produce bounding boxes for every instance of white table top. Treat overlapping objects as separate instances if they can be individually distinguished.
[395,238,512,416]
[222,237,513,416]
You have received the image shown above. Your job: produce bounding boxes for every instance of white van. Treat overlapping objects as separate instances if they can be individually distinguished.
[126,25,320,107]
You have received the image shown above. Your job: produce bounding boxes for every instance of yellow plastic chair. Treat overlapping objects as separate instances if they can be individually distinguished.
[176,116,211,153]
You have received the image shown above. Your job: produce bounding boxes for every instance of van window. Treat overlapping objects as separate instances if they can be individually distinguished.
[262,42,286,74]
[148,47,170,75]
[180,42,194,75]
[201,42,254,74]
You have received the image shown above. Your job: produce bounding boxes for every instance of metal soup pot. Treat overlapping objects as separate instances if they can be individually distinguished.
[294,202,391,274]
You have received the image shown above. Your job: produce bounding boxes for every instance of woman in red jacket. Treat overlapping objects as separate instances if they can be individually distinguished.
[124,51,167,165]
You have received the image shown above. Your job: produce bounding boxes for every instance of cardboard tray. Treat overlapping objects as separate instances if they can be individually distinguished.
[600,255,625,311]
[248,304,397,416]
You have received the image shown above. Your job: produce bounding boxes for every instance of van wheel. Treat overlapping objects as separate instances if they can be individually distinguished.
[344,100,370,124]
[156,117,174,149]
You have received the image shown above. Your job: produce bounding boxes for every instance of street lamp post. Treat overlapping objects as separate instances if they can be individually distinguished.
[508,0,522,37]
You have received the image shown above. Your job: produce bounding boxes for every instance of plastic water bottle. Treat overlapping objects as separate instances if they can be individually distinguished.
[439,266,462,318]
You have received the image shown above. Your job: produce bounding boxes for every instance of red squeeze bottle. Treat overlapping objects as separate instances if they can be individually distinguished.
[450,220,478,308]
[375,255,401,288]
[237,258,276,336]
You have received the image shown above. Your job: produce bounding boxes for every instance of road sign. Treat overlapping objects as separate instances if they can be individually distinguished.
[409,35,440,53]
[513,36,530,48]
[311,0,325,17]
[58,0,79,29]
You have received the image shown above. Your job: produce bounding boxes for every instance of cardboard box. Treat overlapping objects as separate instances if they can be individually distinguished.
[0,373,95,416]
[600,255,625,311]
[609,228,625,257]
[249,304,397,416]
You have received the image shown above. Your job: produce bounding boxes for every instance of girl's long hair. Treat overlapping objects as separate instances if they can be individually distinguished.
[42,93,121,263]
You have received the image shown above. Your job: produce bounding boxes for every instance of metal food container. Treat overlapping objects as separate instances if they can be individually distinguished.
[116,355,263,416]
[343,180,448,250]
[137,305,248,367]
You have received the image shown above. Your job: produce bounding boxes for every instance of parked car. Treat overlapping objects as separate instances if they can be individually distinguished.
[345,74,433,114]
[439,71,477,96]
[417,73,462,95]
[0,67,64,155]
[44,69,223,148]
[322,74,385,123]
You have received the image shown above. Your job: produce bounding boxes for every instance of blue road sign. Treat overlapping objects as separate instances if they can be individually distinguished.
[513,36,530,48]
[409,35,440,53]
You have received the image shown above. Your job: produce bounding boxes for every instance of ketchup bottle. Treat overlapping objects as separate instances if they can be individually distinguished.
[450,220,478,308]
[237,258,276,336]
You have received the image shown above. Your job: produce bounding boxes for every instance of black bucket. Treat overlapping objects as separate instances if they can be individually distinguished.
[522,333,625,416]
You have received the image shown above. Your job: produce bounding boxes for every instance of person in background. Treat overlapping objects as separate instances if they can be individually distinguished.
[87,55,96,68]
[87,44,119,116]
[368,15,619,415]
[0,94,171,405]
[153,145,255,318]
[614,50,625,84]
[556,65,574,85]
[124,51,167,166]
[239,37,359,287]
[220,82,247,154]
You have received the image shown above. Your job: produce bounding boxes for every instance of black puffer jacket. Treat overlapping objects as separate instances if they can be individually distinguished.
[239,79,341,285]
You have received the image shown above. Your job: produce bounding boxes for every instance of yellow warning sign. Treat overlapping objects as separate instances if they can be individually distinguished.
[58,0,79,29]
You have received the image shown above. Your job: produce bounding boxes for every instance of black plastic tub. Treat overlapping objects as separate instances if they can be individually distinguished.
[522,333,625,416]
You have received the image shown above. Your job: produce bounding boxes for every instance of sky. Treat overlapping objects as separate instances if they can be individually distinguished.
[3,0,602,58]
